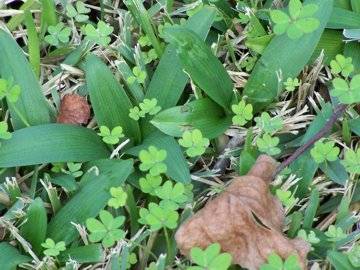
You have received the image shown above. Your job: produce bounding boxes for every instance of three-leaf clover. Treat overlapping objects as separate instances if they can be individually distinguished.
[342,148,360,174]
[139,174,162,196]
[270,0,319,39]
[256,134,281,156]
[86,210,125,247]
[297,229,320,248]
[98,125,125,144]
[108,187,127,209]
[125,253,138,269]
[66,1,90,22]
[330,75,360,104]
[129,106,145,121]
[0,78,21,103]
[139,98,161,115]
[51,162,65,173]
[139,146,167,176]
[127,66,147,84]
[85,21,113,45]
[178,129,209,157]
[276,189,295,207]
[41,238,66,257]
[0,121,12,145]
[62,162,83,178]
[348,244,360,268]
[255,112,283,133]
[188,243,232,270]
[231,100,253,126]
[260,253,301,270]
[155,181,187,210]
[284,77,301,91]
[44,22,71,46]
[310,141,339,164]
[138,202,179,231]
[330,54,354,77]
[324,225,347,242]
[240,56,258,72]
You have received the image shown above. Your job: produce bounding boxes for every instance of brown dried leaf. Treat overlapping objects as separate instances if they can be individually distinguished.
[176,155,310,270]
[57,94,90,125]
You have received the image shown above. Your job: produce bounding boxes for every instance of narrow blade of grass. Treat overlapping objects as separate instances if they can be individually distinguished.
[310,30,344,65]
[58,244,104,263]
[0,124,110,167]
[40,0,57,36]
[6,0,40,31]
[24,10,40,78]
[328,7,360,29]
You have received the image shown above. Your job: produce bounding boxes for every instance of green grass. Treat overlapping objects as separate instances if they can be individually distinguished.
[0,0,359,269]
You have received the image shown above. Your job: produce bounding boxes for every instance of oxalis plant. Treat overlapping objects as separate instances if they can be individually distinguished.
[0,0,360,270]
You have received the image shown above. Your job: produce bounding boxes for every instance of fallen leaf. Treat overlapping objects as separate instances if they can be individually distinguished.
[175,155,310,270]
[57,94,90,125]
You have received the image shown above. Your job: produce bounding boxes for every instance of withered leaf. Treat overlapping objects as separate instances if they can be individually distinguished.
[57,94,90,125]
[175,155,310,270]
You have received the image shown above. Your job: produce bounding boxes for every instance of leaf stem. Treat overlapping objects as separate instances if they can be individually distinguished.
[275,103,347,175]
[9,102,31,127]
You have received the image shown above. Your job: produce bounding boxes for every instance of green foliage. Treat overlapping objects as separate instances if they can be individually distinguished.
[178,129,209,157]
[127,66,147,84]
[330,75,360,104]
[138,202,179,231]
[86,210,125,248]
[139,146,167,176]
[255,112,283,133]
[51,162,65,173]
[325,225,347,242]
[260,253,301,270]
[348,244,360,268]
[256,133,281,156]
[284,77,301,91]
[44,22,71,46]
[97,125,125,145]
[231,100,253,126]
[276,189,295,207]
[66,1,90,22]
[0,121,12,144]
[63,162,83,178]
[108,187,127,209]
[270,0,320,39]
[188,243,232,270]
[342,148,360,174]
[240,56,258,72]
[310,141,340,164]
[155,181,187,210]
[139,174,162,195]
[84,21,113,45]
[126,253,138,269]
[129,98,161,120]
[41,238,66,257]
[297,229,320,247]
[330,54,354,77]
[0,78,21,103]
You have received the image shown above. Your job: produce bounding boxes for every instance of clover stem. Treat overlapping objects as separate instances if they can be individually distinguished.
[163,226,173,266]
[275,103,347,175]
[9,102,30,127]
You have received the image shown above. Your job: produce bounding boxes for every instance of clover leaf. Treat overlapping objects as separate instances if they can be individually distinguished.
[297,229,320,248]
[240,56,258,72]
[139,146,167,176]
[255,112,283,133]
[260,253,301,270]
[231,100,253,126]
[108,186,127,209]
[276,189,295,207]
[127,66,147,84]
[284,77,301,91]
[41,238,66,257]
[45,22,71,46]
[62,162,83,178]
[270,0,319,39]
[188,243,232,270]
[98,125,125,145]
[330,54,354,77]
[348,244,360,268]
[342,148,360,174]
[155,181,187,210]
[310,141,339,164]
[51,162,65,173]
[138,202,179,231]
[324,225,347,242]
[66,1,90,22]
[0,78,21,103]
[129,106,145,120]
[330,75,360,104]
[86,210,125,247]
[139,174,162,196]
[256,133,281,156]
[178,129,209,157]
[139,98,161,115]
[125,253,138,269]
[85,21,113,46]
[0,121,12,145]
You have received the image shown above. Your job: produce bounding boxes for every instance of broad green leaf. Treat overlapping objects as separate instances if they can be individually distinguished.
[151,98,231,139]
[0,124,110,167]
[24,10,40,79]
[164,27,233,111]
[0,29,51,129]
[243,0,332,110]
[302,189,319,229]
[319,160,348,185]
[352,0,360,13]
[311,30,344,65]
[126,131,190,184]
[0,243,31,269]
[40,0,57,35]
[58,244,104,263]
[47,159,133,244]
[344,42,360,74]
[328,7,360,29]
[85,54,141,143]
[327,251,357,270]
[20,197,47,256]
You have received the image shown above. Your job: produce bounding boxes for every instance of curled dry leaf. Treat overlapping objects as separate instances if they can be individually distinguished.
[57,94,90,125]
[175,155,310,270]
